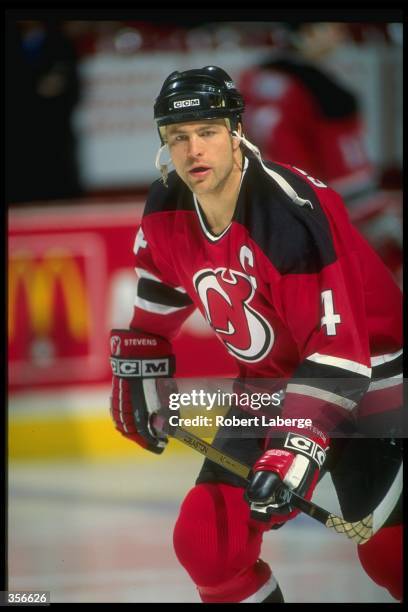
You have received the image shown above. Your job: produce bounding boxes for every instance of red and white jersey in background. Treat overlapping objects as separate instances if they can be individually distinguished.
[239,58,374,199]
[130,153,402,435]
[238,58,403,285]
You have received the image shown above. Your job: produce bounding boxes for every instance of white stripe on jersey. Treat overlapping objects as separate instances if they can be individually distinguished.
[367,373,403,393]
[286,383,357,411]
[135,267,187,294]
[134,295,190,315]
[135,267,161,282]
[306,353,371,377]
[370,349,403,367]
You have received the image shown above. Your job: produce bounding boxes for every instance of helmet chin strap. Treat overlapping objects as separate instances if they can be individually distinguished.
[155,144,172,186]
[232,131,313,209]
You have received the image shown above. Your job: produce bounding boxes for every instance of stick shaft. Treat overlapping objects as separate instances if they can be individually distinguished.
[171,426,251,480]
[165,423,332,524]
[155,418,401,545]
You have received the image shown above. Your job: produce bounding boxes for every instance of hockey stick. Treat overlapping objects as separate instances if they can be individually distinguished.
[152,415,402,545]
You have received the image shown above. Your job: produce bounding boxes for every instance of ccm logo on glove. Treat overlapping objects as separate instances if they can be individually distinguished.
[110,357,170,377]
[284,433,327,468]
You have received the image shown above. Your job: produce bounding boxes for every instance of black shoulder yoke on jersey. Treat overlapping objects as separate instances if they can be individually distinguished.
[235,154,337,275]
[143,155,337,276]
[261,57,358,119]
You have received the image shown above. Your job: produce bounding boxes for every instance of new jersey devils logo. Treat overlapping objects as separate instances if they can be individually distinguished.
[193,265,274,362]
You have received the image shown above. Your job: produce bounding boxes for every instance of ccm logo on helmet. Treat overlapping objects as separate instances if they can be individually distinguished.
[173,99,200,109]
[284,433,327,468]
[110,357,169,378]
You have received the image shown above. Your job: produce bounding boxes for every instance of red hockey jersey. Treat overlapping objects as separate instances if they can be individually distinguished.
[130,153,402,435]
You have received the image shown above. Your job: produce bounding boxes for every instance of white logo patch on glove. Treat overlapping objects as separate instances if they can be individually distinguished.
[284,433,327,468]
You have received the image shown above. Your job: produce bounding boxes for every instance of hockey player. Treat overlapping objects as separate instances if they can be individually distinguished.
[239,23,403,283]
[109,66,403,603]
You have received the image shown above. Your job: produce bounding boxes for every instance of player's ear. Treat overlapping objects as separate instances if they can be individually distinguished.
[234,122,243,137]
[231,122,243,150]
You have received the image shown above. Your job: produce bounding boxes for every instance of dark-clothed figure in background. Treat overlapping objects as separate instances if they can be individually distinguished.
[6,20,82,204]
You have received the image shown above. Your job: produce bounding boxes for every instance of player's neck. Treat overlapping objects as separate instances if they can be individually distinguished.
[195,150,243,235]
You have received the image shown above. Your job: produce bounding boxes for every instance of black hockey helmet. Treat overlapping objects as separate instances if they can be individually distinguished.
[154,66,245,142]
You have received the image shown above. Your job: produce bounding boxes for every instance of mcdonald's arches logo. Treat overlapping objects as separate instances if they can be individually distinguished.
[8,233,107,386]
[9,249,89,342]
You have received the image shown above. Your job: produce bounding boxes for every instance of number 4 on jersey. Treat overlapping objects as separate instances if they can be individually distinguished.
[321,290,341,336]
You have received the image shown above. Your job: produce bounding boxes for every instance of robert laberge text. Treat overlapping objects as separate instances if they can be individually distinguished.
[169,415,312,428]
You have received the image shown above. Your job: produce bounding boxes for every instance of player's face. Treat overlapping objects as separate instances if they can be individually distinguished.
[166,119,240,196]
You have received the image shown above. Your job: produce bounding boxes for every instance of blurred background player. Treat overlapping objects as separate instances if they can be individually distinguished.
[239,22,402,284]
[240,23,370,199]
[109,66,403,604]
